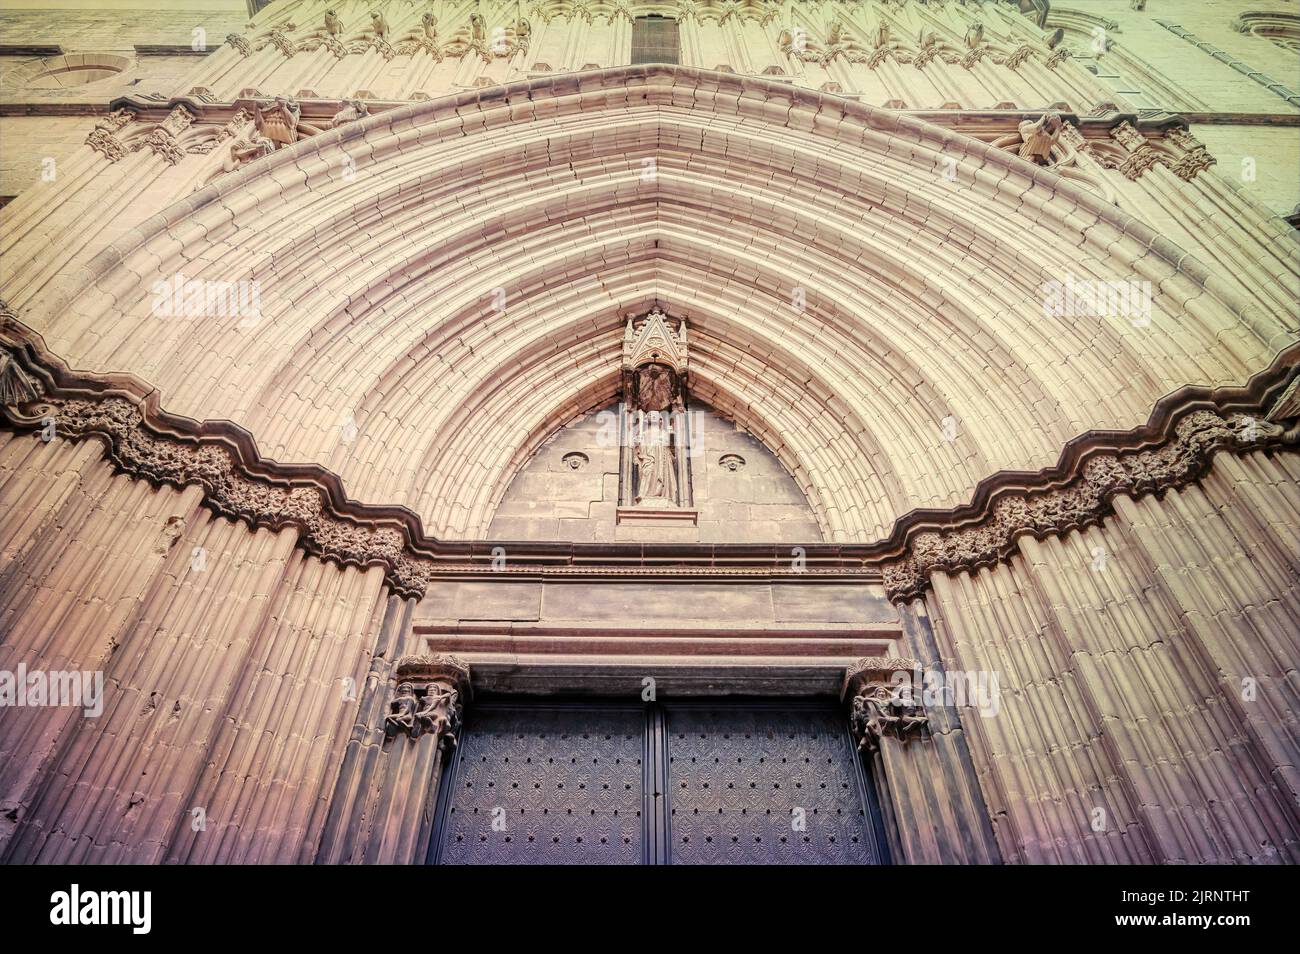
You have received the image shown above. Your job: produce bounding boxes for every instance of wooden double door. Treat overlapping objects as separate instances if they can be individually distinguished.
[429,699,887,865]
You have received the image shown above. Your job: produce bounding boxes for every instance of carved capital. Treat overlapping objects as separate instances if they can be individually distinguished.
[226,33,253,57]
[384,654,472,748]
[85,128,127,162]
[848,682,929,754]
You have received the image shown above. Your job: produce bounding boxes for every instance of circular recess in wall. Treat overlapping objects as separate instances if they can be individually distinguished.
[561,451,589,471]
[19,53,132,89]
[718,454,746,472]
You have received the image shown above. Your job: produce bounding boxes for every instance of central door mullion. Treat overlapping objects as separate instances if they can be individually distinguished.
[647,702,669,865]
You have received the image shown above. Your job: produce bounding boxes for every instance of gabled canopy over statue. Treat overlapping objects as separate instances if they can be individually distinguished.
[619,308,692,511]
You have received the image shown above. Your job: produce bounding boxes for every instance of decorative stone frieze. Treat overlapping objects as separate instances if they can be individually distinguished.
[84,108,136,161]
[881,409,1299,601]
[0,332,1294,604]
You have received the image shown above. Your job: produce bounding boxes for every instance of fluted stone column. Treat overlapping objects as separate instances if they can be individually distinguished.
[316,642,470,865]
[845,604,1003,865]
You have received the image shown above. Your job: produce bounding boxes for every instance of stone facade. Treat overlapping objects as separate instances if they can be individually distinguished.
[0,0,1297,865]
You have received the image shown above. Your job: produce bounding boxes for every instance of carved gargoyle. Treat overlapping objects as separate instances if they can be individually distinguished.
[1017,113,1063,165]
[254,97,324,149]
[331,98,370,128]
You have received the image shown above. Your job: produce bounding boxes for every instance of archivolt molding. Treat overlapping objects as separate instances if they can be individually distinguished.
[2,320,1294,602]
[8,66,1289,551]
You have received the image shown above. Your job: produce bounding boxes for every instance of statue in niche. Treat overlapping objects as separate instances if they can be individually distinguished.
[619,309,691,512]
[635,410,677,505]
[631,363,681,506]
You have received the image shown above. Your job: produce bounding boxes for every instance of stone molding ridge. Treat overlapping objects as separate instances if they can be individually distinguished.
[0,313,1295,600]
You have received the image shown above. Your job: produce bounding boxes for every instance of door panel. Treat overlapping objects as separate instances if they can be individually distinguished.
[433,705,649,865]
[665,705,880,865]
[430,701,882,865]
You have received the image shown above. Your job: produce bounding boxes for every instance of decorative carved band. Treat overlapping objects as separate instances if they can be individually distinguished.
[383,654,471,749]
[0,319,1296,602]
[880,408,1299,601]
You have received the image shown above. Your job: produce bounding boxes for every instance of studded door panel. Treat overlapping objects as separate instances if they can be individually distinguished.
[434,706,646,865]
[665,706,878,865]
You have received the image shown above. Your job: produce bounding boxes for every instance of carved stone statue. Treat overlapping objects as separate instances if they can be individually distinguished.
[635,410,677,505]
[331,98,370,128]
[255,96,301,148]
[222,133,275,173]
[324,9,343,36]
[370,9,388,38]
[850,684,928,754]
[383,682,420,739]
[636,363,675,413]
[254,97,324,149]
[1018,113,1063,165]
[414,682,460,744]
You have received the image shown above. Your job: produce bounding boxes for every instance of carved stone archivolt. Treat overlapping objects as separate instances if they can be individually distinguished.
[383,654,471,749]
[0,329,1295,603]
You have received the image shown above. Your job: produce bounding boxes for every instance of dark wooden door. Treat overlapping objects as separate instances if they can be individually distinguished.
[429,700,885,865]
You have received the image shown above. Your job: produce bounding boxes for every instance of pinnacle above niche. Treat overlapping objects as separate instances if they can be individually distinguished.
[622,307,687,375]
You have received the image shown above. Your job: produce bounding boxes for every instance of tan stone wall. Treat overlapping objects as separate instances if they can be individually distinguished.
[924,448,1300,863]
[489,403,824,543]
[0,5,245,195]
[0,430,395,863]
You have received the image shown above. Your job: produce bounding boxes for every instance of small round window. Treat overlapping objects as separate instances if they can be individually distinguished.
[22,53,131,89]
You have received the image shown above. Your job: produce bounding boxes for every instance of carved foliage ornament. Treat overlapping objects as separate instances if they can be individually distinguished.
[0,338,1295,604]
[881,409,1299,601]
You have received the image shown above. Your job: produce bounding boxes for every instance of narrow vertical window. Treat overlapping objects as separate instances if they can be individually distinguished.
[631,14,680,65]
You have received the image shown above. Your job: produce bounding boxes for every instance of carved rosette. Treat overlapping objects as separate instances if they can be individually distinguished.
[843,657,928,754]
[882,409,1296,601]
[384,654,472,749]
